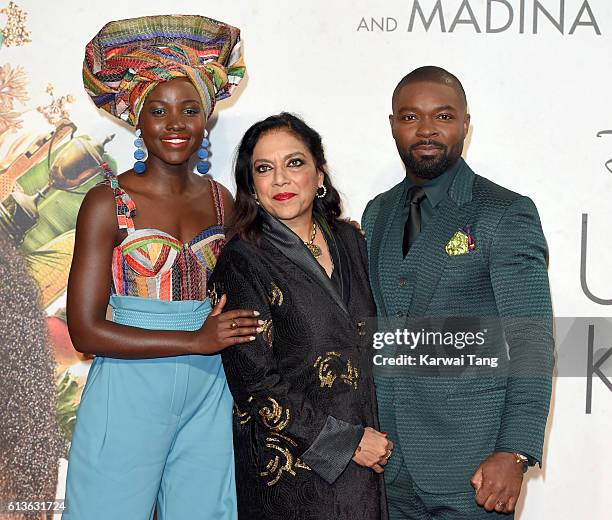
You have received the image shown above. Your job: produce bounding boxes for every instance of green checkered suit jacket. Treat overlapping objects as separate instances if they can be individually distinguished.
[362,159,554,494]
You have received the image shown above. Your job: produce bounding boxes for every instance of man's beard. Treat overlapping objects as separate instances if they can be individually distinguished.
[400,139,454,180]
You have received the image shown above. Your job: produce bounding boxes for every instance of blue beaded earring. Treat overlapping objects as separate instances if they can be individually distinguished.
[196,130,211,174]
[133,128,147,174]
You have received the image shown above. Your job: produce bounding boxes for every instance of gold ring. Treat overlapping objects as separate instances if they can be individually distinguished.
[383,449,392,462]
[230,320,238,330]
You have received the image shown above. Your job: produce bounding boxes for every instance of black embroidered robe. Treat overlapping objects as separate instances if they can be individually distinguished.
[209,213,386,520]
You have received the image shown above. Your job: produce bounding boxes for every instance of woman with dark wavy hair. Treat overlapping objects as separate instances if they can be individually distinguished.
[209,113,390,519]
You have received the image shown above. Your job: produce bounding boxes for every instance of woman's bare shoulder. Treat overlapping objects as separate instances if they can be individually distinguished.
[75,182,118,236]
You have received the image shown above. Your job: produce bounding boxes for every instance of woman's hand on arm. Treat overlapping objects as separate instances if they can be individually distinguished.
[193,294,262,353]
[352,427,393,474]
[66,185,259,358]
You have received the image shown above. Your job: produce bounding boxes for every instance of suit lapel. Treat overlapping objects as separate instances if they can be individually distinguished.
[368,204,388,316]
[406,198,469,316]
[261,210,350,317]
[373,183,407,317]
[407,160,476,317]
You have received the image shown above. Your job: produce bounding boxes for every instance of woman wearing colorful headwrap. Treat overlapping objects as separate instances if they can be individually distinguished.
[63,15,256,520]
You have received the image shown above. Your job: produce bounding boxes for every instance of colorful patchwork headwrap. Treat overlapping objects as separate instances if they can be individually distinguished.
[83,14,245,126]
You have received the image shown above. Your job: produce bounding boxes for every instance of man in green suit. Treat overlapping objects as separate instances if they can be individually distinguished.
[362,66,554,519]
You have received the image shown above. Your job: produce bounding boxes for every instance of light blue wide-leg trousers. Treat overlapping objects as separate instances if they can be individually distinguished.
[64,295,237,520]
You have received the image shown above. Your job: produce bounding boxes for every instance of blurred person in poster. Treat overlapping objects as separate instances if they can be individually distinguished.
[0,233,64,520]
[361,66,554,519]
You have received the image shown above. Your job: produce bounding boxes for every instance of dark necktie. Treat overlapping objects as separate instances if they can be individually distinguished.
[403,186,426,257]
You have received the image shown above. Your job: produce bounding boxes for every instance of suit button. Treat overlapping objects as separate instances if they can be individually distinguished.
[399,277,407,287]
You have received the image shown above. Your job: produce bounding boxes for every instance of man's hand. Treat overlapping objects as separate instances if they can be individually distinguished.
[470,452,524,514]
[343,217,366,236]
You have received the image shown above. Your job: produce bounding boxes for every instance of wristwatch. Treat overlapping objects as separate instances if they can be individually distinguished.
[514,453,529,472]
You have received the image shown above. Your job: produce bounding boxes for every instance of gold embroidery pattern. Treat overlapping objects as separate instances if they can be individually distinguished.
[295,459,312,470]
[260,433,311,486]
[445,230,469,256]
[233,403,251,425]
[314,351,340,387]
[207,284,220,307]
[314,352,359,390]
[261,319,273,347]
[270,282,284,306]
[341,358,359,390]
[259,397,290,432]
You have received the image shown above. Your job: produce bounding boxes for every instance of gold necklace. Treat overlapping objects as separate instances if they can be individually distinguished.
[304,222,322,258]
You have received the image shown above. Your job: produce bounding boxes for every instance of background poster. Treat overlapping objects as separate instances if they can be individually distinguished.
[0,1,610,518]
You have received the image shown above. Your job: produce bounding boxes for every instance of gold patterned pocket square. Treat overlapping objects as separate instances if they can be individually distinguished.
[445,225,475,256]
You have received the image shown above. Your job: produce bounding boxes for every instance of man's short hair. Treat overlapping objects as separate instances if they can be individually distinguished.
[392,66,467,110]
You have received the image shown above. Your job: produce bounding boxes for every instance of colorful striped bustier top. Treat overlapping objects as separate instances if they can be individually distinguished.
[103,167,225,301]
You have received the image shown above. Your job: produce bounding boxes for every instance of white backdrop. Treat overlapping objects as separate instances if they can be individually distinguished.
[6,0,612,518]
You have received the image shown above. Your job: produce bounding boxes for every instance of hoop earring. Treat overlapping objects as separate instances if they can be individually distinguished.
[316,185,327,198]
[196,130,211,174]
[133,128,147,174]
